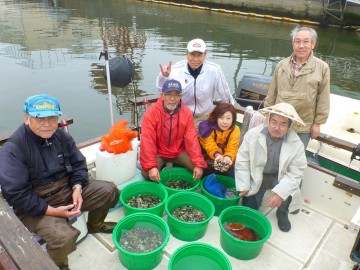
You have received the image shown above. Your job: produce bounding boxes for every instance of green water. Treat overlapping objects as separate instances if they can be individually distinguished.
[172,255,227,270]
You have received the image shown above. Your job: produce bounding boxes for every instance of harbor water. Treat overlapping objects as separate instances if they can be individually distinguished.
[0,0,359,142]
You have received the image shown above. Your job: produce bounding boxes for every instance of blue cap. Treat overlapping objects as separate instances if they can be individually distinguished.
[23,94,63,118]
[162,79,182,93]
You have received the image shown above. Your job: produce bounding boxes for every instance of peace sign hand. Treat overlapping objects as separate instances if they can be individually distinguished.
[159,61,172,77]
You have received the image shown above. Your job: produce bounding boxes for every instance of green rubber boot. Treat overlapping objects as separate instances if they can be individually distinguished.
[87,209,117,234]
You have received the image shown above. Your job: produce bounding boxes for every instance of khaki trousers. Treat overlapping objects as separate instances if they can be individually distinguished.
[141,151,195,180]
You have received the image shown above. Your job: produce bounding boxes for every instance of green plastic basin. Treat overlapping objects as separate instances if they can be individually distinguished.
[160,167,200,197]
[200,174,240,216]
[165,192,215,241]
[168,242,232,270]
[218,206,272,260]
[112,212,170,270]
[120,180,168,217]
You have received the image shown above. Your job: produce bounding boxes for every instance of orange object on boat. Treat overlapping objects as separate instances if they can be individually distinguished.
[100,120,138,154]
[224,222,260,242]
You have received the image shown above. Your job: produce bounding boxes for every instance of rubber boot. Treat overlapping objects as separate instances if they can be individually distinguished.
[290,209,300,215]
[276,196,292,232]
[58,264,70,270]
[87,209,117,234]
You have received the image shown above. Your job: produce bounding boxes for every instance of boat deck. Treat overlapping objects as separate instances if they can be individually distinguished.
[65,169,358,270]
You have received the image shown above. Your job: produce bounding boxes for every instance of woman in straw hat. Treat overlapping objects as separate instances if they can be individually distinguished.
[235,103,307,232]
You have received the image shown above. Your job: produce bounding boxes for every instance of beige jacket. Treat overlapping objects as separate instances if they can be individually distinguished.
[265,52,330,133]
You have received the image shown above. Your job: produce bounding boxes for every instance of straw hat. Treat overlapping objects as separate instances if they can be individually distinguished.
[260,103,305,127]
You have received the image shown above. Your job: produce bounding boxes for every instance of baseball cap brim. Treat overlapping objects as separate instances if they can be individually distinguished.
[28,110,63,118]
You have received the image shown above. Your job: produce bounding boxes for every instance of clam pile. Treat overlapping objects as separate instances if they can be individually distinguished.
[120,227,163,253]
[165,179,193,190]
[171,205,206,222]
[126,194,161,208]
[213,160,231,172]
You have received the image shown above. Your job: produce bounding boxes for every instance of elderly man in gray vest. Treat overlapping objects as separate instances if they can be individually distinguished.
[235,103,307,232]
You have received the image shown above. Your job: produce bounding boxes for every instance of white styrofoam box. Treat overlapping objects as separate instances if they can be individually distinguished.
[95,139,138,186]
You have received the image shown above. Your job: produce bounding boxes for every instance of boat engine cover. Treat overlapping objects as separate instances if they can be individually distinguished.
[235,73,272,109]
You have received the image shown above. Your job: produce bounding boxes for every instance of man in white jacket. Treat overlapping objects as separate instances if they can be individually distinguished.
[157,38,234,129]
[235,103,307,232]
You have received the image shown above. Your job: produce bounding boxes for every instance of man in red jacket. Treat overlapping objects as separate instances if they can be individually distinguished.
[140,79,207,182]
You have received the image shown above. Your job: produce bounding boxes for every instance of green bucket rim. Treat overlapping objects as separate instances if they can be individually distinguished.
[112,212,170,257]
[119,180,168,213]
[168,242,232,270]
[165,191,215,225]
[159,167,200,193]
[218,206,272,244]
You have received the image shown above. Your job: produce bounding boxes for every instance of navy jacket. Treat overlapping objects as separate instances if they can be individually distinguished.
[0,124,88,216]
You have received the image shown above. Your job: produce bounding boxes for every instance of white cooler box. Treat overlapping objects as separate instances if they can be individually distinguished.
[95,139,138,186]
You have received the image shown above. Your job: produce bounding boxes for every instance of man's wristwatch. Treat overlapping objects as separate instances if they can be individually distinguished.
[72,184,83,194]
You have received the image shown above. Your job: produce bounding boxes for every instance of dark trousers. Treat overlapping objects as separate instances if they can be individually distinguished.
[242,174,278,210]
[17,177,119,266]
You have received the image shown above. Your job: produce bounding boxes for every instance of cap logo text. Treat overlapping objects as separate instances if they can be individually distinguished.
[34,101,56,110]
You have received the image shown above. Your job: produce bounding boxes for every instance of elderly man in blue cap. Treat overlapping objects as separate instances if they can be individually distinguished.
[0,94,120,270]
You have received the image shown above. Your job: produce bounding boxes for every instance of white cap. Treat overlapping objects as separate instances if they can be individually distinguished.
[187,38,206,53]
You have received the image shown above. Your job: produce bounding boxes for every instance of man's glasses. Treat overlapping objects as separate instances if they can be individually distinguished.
[269,119,289,129]
[30,116,59,125]
[293,39,311,47]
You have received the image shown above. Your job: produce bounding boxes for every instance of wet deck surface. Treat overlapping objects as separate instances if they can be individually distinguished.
[65,169,358,270]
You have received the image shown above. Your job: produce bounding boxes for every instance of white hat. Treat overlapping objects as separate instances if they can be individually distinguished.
[260,103,305,127]
[187,38,206,53]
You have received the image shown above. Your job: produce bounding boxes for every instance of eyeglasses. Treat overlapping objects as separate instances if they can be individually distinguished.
[30,116,59,125]
[162,93,181,98]
[293,39,311,47]
[269,119,288,129]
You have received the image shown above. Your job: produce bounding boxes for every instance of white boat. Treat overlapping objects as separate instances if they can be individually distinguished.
[0,75,360,269]
[71,106,360,270]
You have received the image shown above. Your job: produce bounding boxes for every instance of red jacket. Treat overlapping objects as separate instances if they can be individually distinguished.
[140,97,207,172]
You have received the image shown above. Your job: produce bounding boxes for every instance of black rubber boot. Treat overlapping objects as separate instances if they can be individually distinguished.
[290,209,300,215]
[276,196,292,232]
[87,209,117,234]
[58,263,70,270]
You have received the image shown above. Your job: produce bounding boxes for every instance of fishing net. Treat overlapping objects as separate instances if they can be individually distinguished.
[100,120,138,154]
[204,174,227,198]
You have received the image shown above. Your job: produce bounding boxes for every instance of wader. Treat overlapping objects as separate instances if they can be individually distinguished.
[16,177,119,267]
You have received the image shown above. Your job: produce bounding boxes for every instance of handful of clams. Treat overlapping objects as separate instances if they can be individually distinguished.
[213,160,230,172]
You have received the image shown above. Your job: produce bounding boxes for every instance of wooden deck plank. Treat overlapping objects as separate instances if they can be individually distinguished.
[0,250,18,270]
[0,195,58,270]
